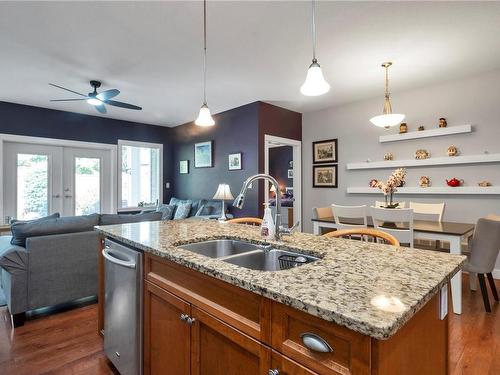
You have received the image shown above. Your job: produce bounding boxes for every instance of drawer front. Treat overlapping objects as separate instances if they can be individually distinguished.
[271,302,371,375]
[145,254,271,343]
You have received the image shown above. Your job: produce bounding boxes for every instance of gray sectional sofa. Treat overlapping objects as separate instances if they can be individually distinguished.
[0,211,161,327]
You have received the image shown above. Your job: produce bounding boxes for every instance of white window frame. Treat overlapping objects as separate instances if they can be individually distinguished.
[117,139,163,211]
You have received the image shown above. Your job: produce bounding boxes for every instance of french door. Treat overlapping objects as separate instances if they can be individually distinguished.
[3,142,112,220]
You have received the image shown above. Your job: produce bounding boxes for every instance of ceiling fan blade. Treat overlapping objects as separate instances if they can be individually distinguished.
[104,100,142,110]
[94,104,107,114]
[96,89,120,101]
[50,99,86,102]
[49,83,87,97]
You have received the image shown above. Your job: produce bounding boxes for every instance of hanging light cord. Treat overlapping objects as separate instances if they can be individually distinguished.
[385,64,390,98]
[203,0,208,105]
[311,0,317,62]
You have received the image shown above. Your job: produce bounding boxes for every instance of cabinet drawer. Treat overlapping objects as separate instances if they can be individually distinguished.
[145,254,271,343]
[271,302,371,375]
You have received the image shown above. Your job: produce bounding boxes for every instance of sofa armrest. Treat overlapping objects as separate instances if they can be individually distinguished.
[0,236,27,274]
[25,231,100,310]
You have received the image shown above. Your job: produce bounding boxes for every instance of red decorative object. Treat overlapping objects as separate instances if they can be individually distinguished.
[446,178,464,187]
[369,179,379,188]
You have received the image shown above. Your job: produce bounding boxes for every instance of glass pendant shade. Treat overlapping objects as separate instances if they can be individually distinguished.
[370,113,406,128]
[195,103,215,127]
[300,61,330,96]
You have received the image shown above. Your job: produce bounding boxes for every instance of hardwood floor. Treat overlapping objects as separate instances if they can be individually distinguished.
[0,275,498,375]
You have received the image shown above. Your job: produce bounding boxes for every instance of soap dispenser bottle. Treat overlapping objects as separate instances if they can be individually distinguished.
[261,203,275,240]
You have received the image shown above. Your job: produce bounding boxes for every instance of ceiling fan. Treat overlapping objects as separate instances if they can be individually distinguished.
[49,80,142,114]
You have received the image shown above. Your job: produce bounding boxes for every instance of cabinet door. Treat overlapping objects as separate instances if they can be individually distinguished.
[144,281,191,375]
[190,306,271,375]
[270,350,320,375]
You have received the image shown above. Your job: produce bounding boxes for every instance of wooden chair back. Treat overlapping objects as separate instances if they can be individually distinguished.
[370,207,414,247]
[227,217,263,226]
[324,228,400,246]
[331,204,368,230]
[409,202,445,222]
[312,206,333,219]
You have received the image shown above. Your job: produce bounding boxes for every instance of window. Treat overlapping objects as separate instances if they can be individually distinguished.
[118,141,162,209]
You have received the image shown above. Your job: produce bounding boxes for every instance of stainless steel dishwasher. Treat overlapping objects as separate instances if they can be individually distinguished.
[102,239,143,375]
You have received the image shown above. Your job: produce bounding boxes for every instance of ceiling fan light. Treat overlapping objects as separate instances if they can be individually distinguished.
[195,104,215,127]
[87,98,103,106]
[300,61,330,96]
[369,113,405,128]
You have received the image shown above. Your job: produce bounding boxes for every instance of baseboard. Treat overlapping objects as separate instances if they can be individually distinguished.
[493,268,500,280]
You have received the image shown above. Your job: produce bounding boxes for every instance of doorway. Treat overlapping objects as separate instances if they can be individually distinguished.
[264,135,302,231]
[3,141,113,220]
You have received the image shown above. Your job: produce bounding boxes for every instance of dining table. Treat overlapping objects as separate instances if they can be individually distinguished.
[312,216,475,315]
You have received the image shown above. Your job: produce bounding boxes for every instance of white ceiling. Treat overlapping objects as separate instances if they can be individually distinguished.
[1,1,499,127]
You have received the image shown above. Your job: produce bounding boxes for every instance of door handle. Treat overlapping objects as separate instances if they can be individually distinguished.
[102,247,136,269]
[64,195,73,198]
[52,194,61,198]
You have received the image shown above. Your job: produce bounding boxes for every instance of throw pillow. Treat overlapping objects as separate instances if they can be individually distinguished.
[195,204,213,216]
[156,204,176,220]
[10,212,60,224]
[174,202,192,220]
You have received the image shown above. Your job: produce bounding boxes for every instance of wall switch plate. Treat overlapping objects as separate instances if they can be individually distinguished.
[165,182,170,189]
[439,285,448,320]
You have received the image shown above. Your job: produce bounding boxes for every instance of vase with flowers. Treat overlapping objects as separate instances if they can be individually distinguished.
[375,168,407,208]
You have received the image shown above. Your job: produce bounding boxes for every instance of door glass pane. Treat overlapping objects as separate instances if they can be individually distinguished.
[17,154,49,220]
[121,145,160,208]
[75,157,100,215]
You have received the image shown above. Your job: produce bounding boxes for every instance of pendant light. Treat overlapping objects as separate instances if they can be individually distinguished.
[370,62,405,128]
[300,0,330,96]
[195,0,215,126]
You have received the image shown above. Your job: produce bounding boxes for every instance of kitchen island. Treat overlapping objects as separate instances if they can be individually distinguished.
[96,219,466,375]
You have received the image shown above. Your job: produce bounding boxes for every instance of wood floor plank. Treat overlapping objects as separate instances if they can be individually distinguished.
[0,274,498,375]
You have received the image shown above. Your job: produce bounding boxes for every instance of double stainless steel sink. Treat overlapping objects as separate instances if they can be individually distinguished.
[178,239,319,271]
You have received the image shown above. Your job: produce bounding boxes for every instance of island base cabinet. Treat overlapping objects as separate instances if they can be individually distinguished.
[271,350,320,375]
[144,281,191,375]
[190,306,271,375]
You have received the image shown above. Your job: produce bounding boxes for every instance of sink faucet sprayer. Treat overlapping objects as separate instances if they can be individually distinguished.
[233,174,299,241]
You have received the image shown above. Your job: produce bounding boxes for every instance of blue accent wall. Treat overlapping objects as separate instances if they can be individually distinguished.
[269,146,293,193]
[0,101,173,202]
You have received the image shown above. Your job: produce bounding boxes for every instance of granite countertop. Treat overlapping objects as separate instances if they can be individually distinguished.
[95,220,466,340]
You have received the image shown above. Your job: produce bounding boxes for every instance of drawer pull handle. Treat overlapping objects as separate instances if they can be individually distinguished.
[300,332,333,353]
[268,370,279,375]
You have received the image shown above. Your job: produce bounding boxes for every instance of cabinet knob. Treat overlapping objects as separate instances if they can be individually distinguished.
[180,313,189,322]
[186,317,196,326]
[268,370,279,375]
[300,332,333,353]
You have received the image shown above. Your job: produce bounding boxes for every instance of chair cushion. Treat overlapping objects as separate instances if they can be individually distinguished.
[99,212,162,226]
[156,204,176,220]
[173,202,192,220]
[11,214,100,247]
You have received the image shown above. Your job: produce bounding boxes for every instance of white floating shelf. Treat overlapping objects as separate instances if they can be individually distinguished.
[379,124,472,143]
[347,187,500,195]
[346,153,500,170]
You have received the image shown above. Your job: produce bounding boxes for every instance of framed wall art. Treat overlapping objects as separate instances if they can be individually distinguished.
[194,141,213,168]
[313,139,338,164]
[313,164,338,188]
[179,160,189,174]
[228,152,242,170]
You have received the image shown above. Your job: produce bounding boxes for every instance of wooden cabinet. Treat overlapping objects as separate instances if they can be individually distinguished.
[271,350,320,375]
[144,281,191,375]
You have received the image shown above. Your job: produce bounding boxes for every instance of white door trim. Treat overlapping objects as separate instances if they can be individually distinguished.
[264,135,302,231]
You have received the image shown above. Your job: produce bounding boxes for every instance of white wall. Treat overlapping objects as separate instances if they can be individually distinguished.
[302,69,500,274]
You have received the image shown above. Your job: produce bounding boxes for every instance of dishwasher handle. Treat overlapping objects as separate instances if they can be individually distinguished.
[102,246,136,269]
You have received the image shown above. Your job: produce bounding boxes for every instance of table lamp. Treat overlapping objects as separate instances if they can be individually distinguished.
[213,183,234,222]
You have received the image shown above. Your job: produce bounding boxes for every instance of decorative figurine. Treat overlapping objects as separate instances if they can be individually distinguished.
[439,117,447,128]
[447,145,459,157]
[415,149,430,159]
[446,177,464,187]
[419,176,431,188]
[384,152,394,161]
[399,123,408,134]
[369,179,379,188]
[478,180,492,187]
[418,125,425,131]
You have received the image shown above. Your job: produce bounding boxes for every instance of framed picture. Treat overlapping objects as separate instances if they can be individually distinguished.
[285,187,294,196]
[228,152,242,170]
[179,160,189,174]
[287,169,293,178]
[288,160,293,168]
[194,141,213,168]
[313,164,338,188]
[313,139,338,164]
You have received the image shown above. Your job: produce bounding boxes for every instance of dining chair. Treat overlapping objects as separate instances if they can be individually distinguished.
[371,207,414,247]
[324,228,400,246]
[227,217,263,226]
[374,201,406,208]
[331,204,368,230]
[409,202,445,248]
[312,206,333,220]
[463,218,500,312]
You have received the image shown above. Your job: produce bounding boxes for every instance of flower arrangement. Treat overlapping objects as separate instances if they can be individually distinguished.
[375,168,407,208]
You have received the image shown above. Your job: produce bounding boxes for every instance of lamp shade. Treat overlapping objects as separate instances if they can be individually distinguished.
[195,104,215,127]
[213,184,234,200]
[369,113,406,128]
[300,61,330,96]
[270,185,276,192]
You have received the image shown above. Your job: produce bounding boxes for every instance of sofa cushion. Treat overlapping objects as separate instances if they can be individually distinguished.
[173,202,192,220]
[156,204,176,220]
[10,214,100,247]
[99,211,162,226]
[10,212,60,225]
[196,204,214,216]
